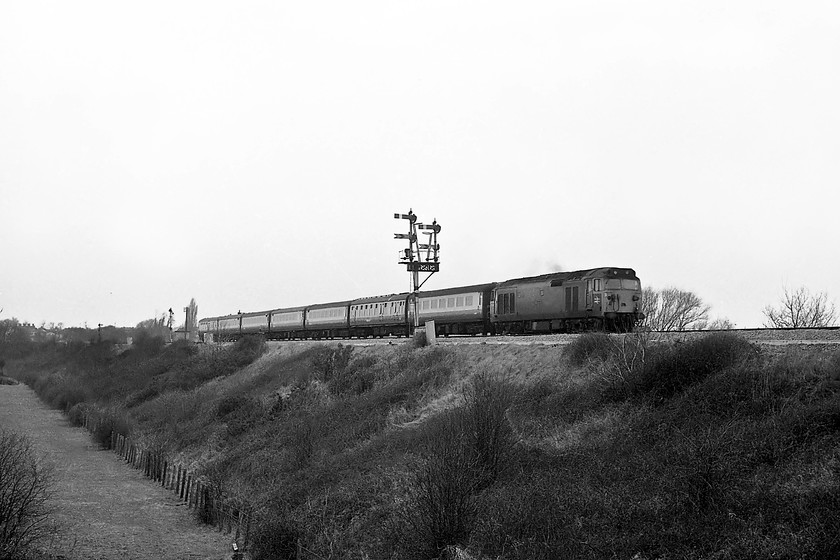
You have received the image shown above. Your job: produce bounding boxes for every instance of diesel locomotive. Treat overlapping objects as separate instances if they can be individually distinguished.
[198,267,643,341]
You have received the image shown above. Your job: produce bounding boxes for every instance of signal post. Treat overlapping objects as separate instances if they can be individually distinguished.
[394,209,441,330]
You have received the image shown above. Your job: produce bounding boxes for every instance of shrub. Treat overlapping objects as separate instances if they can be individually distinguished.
[286,417,316,470]
[394,374,516,558]
[125,384,161,408]
[0,430,56,558]
[628,332,757,400]
[565,332,614,366]
[232,335,266,367]
[216,394,252,418]
[249,504,301,560]
[310,344,354,382]
[52,383,88,412]
[392,346,455,396]
[223,398,265,439]
[472,470,582,559]
[395,415,483,559]
[328,355,377,395]
[84,409,132,449]
[67,402,89,426]
[460,374,517,488]
[131,330,165,357]
[165,339,198,359]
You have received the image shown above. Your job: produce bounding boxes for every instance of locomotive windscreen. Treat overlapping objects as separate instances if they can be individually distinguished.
[606,279,640,290]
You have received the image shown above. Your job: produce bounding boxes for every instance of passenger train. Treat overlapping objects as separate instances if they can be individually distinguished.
[198,267,643,341]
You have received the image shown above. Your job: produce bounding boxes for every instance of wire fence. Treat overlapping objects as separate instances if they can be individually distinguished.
[81,411,258,554]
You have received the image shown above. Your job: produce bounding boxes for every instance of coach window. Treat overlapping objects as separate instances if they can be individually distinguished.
[465,295,474,306]
[448,297,455,308]
[510,293,516,314]
[456,296,464,307]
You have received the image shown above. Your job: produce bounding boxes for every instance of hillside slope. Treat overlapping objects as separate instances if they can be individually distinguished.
[9,334,840,559]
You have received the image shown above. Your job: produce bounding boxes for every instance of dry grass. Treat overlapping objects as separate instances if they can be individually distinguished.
[10,336,840,559]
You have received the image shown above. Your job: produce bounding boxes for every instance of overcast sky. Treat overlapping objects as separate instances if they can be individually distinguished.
[1,1,837,329]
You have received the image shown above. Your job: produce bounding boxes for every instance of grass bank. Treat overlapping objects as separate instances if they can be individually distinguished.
[8,333,840,559]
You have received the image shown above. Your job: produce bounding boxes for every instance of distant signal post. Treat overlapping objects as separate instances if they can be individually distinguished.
[394,209,441,329]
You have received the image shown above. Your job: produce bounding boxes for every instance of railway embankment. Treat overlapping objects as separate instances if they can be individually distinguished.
[6,331,840,559]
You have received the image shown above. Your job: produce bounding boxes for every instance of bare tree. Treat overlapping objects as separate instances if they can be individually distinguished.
[641,286,710,331]
[0,430,56,557]
[762,286,837,328]
[703,317,735,330]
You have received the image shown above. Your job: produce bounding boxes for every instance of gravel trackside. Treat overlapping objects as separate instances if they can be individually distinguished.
[0,383,232,560]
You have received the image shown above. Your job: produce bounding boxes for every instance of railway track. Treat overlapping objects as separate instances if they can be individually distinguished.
[261,327,840,348]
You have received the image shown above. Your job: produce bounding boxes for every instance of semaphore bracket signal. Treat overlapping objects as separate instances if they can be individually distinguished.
[394,209,441,289]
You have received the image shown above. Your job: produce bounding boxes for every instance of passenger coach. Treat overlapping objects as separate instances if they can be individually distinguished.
[198,266,643,340]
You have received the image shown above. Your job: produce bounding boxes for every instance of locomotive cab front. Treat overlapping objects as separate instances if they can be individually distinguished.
[591,268,643,331]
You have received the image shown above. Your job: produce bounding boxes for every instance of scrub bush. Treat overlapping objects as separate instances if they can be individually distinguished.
[395,374,516,558]
[328,355,378,395]
[216,394,252,418]
[0,430,56,558]
[628,332,757,400]
[249,504,301,560]
[564,332,614,366]
[231,335,266,367]
[310,344,354,382]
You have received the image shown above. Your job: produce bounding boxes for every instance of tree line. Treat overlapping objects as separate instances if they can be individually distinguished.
[640,285,837,331]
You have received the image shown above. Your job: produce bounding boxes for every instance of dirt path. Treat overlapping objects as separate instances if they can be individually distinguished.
[0,383,232,560]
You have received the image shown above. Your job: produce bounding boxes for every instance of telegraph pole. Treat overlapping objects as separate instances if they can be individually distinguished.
[394,209,441,329]
[167,308,174,343]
